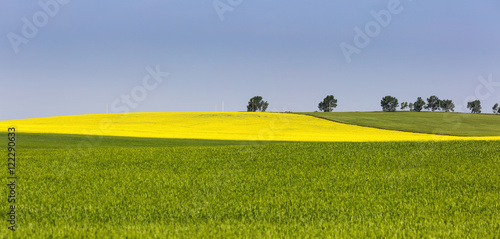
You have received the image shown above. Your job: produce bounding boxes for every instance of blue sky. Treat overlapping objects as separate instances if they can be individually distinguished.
[1,0,500,120]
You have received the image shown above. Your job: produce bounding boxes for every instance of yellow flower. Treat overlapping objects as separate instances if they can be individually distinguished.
[1,112,499,142]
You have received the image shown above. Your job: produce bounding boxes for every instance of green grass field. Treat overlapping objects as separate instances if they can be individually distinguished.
[302,111,500,136]
[3,113,500,238]
[2,132,500,237]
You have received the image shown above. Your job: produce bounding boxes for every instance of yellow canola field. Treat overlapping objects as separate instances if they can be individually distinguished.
[1,112,499,142]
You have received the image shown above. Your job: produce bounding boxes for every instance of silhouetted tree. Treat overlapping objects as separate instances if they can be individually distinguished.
[380,96,399,112]
[247,96,269,112]
[467,100,481,113]
[318,95,338,112]
[425,95,440,112]
[413,97,425,112]
[440,99,455,112]
[493,103,499,114]
[401,102,408,110]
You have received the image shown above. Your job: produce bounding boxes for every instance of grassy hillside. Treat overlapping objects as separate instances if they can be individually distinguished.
[3,112,442,142]
[4,140,500,237]
[3,112,500,142]
[303,111,500,136]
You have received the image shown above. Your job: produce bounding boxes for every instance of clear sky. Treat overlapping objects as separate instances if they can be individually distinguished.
[1,0,500,120]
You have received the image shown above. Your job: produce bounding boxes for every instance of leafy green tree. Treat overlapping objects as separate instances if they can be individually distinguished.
[318,95,338,112]
[493,103,499,114]
[413,97,425,112]
[247,96,269,112]
[408,102,414,111]
[401,102,408,110]
[380,96,399,112]
[467,100,481,114]
[440,99,455,112]
[425,95,440,112]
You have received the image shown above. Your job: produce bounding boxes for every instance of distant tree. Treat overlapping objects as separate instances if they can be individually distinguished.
[318,95,338,112]
[493,103,499,114]
[440,99,455,112]
[408,102,414,111]
[401,102,408,110]
[247,96,269,112]
[425,95,440,112]
[413,97,425,112]
[380,96,399,112]
[467,100,481,114]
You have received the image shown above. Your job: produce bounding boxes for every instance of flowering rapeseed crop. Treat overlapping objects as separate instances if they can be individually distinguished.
[1,112,499,142]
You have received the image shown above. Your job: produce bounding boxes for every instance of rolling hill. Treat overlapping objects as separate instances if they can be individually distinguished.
[1,112,500,143]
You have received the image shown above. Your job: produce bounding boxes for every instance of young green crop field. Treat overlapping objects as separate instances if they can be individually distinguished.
[302,111,500,136]
[2,113,500,237]
[2,132,500,238]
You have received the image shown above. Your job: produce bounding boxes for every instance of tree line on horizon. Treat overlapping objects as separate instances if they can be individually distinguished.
[246,95,500,114]
[380,95,486,114]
